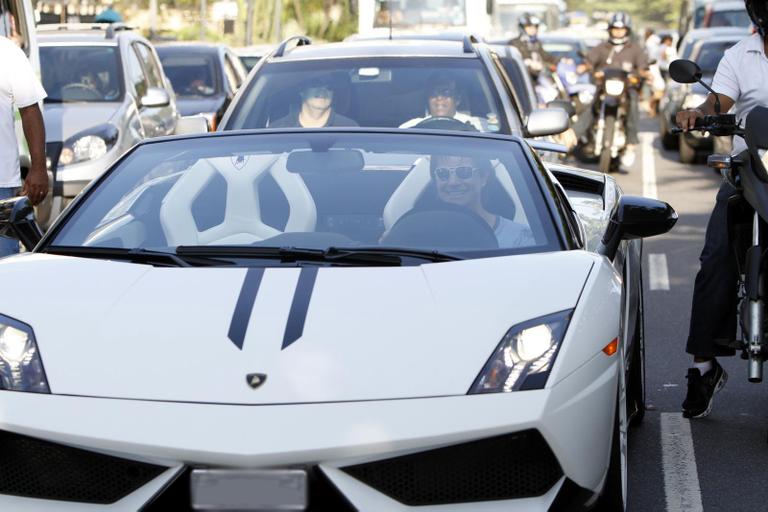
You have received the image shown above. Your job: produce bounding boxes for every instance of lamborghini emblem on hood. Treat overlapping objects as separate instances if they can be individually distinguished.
[246,373,267,389]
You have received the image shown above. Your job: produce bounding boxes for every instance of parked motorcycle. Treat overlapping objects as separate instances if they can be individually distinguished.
[671,58,768,383]
[576,69,640,173]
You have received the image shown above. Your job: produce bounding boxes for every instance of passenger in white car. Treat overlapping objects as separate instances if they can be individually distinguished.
[400,73,484,131]
[430,154,534,248]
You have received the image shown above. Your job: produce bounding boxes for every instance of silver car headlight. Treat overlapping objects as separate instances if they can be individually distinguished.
[469,310,572,394]
[0,314,49,393]
[59,124,119,166]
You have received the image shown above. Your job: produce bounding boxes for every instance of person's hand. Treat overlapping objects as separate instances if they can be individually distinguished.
[593,70,605,80]
[22,167,48,206]
[675,108,704,131]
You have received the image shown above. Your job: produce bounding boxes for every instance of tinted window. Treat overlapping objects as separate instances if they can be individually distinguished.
[709,9,751,28]
[225,58,509,134]
[51,132,560,258]
[496,55,533,116]
[696,40,738,74]
[40,46,124,102]
[158,50,221,98]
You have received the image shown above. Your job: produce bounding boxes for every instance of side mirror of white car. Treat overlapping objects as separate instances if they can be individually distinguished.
[175,116,210,135]
[0,196,43,251]
[525,108,570,137]
[140,87,172,109]
[599,195,678,261]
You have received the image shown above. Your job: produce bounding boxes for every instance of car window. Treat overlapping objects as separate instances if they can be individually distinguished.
[695,40,738,74]
[709,9,751,28]
[494,53,533,116]
[40,46,124,102]
[239,55,261,72]
[124,44,149,99]
[134,42,165,89]
[50,132,561,259]
[225,58,509,134]
[223,53,241,91]
[158,50,221,98]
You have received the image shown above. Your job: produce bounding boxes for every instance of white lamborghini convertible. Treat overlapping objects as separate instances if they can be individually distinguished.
[0,128,675,511]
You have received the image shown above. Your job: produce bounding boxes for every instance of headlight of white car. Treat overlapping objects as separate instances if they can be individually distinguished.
[605,79,625,96]
[0,314,49,393]
[59,124,119,166]
[469,310,572,394]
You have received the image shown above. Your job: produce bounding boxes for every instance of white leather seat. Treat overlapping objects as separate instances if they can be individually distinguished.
[159,154,316,246]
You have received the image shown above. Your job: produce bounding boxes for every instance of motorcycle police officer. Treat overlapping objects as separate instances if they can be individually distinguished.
[676,0,768,419]
[509,13,558,83]
[573,12,650,169]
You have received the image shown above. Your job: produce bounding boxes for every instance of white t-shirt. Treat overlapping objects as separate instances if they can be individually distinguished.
[711,33,768,155]
[399,112,484,131]
[0,36,46,188]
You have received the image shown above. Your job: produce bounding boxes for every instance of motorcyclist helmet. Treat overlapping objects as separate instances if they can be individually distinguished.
[608,12,632,45]
[745,0,768,36]
[518,13,541,31]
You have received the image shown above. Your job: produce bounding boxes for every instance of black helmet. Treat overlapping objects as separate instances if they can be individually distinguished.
[608,12,632,45]
[746,0,768,36]
[518,13,541,31]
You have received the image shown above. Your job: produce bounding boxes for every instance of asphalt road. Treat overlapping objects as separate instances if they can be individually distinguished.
[582,117,767,512]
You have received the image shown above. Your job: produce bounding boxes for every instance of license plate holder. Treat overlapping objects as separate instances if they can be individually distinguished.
[191,469,308,511]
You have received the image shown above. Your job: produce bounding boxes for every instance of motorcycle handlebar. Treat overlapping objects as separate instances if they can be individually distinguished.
[671,114,743,136]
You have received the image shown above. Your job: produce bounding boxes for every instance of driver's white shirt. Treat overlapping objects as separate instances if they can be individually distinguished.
[399,112,484,131]
[0,36,46,188]
[711,33,768,154]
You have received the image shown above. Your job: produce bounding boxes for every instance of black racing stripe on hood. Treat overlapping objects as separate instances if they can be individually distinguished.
[227,268,266,350]
[282,267,319,350]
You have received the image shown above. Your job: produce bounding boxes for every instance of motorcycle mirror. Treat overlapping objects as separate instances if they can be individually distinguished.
[669,59,702,84]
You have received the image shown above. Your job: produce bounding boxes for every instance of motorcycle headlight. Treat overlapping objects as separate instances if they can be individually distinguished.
[0,314,49,393]
[682,93,707,110]
[59,124,119,166]
[605,79,625,96]
[469,310,572,394]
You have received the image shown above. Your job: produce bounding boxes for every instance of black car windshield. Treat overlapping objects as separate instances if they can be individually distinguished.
[224,58,510,134]
[158,50,221,98]
[48,132,560,262]
[40,46,123,102]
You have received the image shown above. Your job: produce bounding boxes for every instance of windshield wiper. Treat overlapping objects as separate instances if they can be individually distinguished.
[45,246,233,267]
[176,245,461,266]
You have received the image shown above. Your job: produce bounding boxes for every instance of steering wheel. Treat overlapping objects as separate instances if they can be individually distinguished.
[61,83,103,101]
[412,116,478,132]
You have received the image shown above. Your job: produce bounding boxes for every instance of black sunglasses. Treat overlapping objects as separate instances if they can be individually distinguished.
[433,166,479,181]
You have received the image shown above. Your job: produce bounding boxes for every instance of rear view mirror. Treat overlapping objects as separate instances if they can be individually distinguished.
[669,59,702,84]
[140,87,171,108]
[526,108,569,137]
[0,196,44,251]
[175,116,209,135]
[599,195,678,260]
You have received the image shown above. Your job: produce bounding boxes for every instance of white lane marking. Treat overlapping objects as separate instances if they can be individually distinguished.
[649,253,670,291]
[641,133,658,199]
[661,413,704,512]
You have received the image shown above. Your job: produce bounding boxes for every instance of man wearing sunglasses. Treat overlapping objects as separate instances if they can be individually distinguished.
[431,155,534,248]
[400,73,483,131]
[270,76,358,128]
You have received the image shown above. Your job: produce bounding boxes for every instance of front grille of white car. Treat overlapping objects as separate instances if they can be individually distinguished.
[342,429,562,506]
[0,429,168,504]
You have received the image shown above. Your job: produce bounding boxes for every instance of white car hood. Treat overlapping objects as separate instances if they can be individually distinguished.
[0,252,595,404]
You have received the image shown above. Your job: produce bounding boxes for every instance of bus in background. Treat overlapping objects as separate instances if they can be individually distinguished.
[1,0,39,181]
[491,0,564,38]
[357,0,492,37]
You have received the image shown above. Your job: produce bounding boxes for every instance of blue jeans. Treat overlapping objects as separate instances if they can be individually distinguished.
[0,187,19,257]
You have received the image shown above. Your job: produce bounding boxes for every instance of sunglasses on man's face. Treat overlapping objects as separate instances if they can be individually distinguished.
[433,166,479,181]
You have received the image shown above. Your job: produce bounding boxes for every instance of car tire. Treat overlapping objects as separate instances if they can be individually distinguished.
[679,133,696,164]
[595,391,629,512]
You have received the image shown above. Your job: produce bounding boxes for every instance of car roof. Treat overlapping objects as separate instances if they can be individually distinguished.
[266,40,480,62]
[37,23,138,45]
[709,1,746,10]
[684,26,749,41]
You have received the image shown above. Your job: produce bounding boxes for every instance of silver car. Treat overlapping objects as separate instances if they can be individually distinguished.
[37,23,179,226]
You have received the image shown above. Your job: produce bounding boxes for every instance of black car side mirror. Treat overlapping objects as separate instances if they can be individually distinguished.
[669,59,702,84]
[0,196,43,251]
[599,195,678,261]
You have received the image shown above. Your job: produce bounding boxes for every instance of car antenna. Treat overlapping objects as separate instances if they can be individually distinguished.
[388,0,393,40]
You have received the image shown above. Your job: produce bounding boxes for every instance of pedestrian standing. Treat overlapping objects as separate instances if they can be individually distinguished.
[0,36,48,256]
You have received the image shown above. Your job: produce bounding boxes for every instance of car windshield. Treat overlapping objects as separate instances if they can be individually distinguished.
[709,9,751,28]
[224,58,510,134]
[40,46,123,102]
[696,40,737,74]
[48,132,560,263]
[158,50,221,98]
